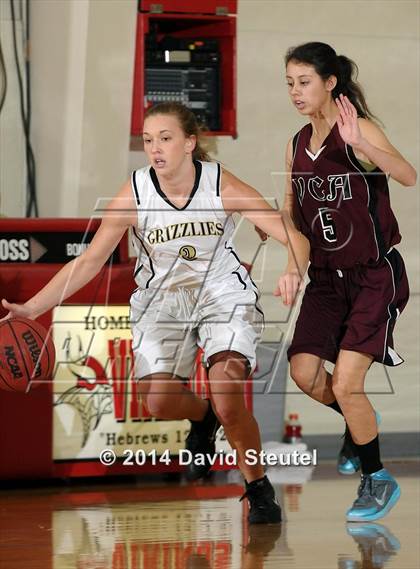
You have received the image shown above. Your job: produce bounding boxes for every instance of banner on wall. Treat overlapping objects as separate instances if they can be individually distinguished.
[52,305,229,461]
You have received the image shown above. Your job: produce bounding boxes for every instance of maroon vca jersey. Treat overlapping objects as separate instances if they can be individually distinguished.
[291,122,401,269]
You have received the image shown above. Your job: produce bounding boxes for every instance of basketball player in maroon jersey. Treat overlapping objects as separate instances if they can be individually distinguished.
[278,42,416,521]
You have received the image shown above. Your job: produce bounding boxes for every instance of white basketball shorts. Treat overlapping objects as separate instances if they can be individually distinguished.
[129,267,264,379]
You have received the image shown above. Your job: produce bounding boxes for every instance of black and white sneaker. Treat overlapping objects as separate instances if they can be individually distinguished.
[185,400,220,481]
[240,476,282,524]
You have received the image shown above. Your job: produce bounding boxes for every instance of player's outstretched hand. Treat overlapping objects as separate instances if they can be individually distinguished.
[274,270,303,306]
[0,299,33,322]
[254,225,268,241]
[336,94,362,148]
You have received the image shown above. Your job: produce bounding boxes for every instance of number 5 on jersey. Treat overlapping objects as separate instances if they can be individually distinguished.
[319,207,337,243]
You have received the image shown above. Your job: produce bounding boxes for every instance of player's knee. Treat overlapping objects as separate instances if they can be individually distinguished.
[331,373,355,402]
[213,402,243,428]
[136,380,150,397]
[289,361,314,394]
[145,394,173,419]
[208,350,250,380]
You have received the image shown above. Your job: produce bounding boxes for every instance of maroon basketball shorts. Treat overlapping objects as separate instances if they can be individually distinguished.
[288,248,409,366]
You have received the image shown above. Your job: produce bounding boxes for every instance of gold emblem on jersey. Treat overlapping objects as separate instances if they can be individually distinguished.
[179,245,197,261]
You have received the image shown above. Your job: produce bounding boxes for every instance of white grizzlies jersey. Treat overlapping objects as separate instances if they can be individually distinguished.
[130,160,241,290]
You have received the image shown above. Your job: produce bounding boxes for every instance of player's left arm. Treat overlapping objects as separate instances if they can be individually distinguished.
[357,120,417,186]
[220,168,296,246]
[336,94,417,187]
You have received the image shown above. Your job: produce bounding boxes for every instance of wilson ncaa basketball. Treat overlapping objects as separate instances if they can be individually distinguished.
[0,318,56,393]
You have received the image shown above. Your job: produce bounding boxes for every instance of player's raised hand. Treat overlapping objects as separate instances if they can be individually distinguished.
[336,94,362,148]
[0,299,33,321]
[274,269,303,306]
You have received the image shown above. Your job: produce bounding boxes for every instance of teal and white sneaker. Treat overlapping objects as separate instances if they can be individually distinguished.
[338,412,381,476]
[346,468,401,522]
[346,523,400,566]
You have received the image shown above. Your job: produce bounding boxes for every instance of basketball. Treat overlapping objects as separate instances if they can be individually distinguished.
[0,318,56,393]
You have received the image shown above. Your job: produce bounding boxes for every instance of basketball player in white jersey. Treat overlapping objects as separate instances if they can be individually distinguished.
[2,103,301,524]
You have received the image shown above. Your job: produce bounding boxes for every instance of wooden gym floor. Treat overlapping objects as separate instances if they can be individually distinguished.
[0,461,418,569]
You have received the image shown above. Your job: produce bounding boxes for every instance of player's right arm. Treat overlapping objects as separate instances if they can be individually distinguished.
[1,181,137,321]
[275,139,310,305]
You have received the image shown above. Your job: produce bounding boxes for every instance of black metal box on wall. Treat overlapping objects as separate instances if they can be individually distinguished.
[132,1,237,137]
